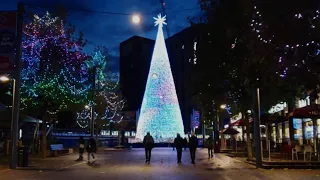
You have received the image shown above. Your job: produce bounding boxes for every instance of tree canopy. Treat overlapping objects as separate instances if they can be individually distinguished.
[192,0,320,114]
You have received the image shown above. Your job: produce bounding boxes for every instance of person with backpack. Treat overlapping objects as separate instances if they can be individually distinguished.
[143,132,154,164]
[86,137,97,163]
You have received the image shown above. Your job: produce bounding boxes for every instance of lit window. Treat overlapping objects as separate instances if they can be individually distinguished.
[182,45,184,49]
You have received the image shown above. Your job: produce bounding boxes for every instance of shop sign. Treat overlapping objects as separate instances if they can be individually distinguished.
[191,109,200,129]
[309,111,320,116]
[230,113,242,124]
[268,102,287,114]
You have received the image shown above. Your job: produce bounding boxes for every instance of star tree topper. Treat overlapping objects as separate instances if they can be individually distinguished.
[153,14,167,28]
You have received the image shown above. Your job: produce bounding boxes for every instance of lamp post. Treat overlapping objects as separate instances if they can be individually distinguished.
[0,76,18,168]
[5,2,24,169]
[254,88,262,168]
[85,105,94,137]
[213,104,227,153]
[219,104,227,150]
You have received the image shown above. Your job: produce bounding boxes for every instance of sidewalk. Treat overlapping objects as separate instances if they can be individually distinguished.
[226,151,320,169]
[0,153,83,172]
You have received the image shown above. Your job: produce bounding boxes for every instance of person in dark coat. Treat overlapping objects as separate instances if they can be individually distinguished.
[189,132,198,164]
[86,137,96,163]
[143,132,154,164]
[77,136,85,161]
[207,135,214,158]
[174,133,184,163]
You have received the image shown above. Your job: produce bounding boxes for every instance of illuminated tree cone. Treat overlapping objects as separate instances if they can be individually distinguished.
[135,14,185,142]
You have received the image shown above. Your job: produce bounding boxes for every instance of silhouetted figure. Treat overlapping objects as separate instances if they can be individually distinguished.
[189,132,198,164]
[143,132,154,164]
[174,133,184,163]
[86,137,96,163]
[76,136,85,161]
[207,135,214,158]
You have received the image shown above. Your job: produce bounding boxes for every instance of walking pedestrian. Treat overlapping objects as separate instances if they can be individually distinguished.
[76,136,85,161]
[143,132,154,164]
[189,132,198,164]
[86,137,97,163]
[207,135,214,158]
[174,133,184,163]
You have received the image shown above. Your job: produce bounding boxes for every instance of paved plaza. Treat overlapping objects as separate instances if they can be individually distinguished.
[1,148,320,180]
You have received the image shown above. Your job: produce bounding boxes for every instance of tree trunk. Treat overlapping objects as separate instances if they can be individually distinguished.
[95,125,99,143]
[42,112,47,159]
[244,112,253,159]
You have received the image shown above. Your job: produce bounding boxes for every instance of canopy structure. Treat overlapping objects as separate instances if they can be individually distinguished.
[223,127,239,135]
[289,104,320,118]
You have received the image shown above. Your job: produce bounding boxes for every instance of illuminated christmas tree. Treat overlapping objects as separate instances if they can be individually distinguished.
[21,12,90,110]
[135,14,185,142]
[76,91,125,128]
[76,49,124,129]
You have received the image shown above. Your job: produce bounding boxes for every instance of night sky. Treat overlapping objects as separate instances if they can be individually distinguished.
[0,0,203,72]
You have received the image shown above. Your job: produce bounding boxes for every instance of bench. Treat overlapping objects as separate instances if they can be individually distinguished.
[49,144,73,157]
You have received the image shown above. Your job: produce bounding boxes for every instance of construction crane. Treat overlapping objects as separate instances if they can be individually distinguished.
[159,0,170,38]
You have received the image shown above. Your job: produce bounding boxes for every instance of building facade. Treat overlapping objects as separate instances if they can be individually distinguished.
[165,24,209,132]
[120,36,155,112]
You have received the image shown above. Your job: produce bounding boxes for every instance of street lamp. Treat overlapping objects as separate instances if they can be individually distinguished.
[220,104,227,109]
[0,75,19,169]
[131,14,141,24]
[0,76,10,82]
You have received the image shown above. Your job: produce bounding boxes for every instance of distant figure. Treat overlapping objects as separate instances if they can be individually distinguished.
[174,133,184,163]
[86,137,97,163]
[143,132,154,164]
[189,132,198,164]
[183,137,188,150]
[207,135,214,158]
[77,136,85,161]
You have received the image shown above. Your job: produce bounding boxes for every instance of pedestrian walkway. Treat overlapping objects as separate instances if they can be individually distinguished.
[1,148,320,180]
[0,153,83,175]
[227,151,320,169]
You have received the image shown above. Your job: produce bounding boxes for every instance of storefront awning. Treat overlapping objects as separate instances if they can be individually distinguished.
[231,117,253,126]
[223,127,239,135]
[289,104,320,119]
